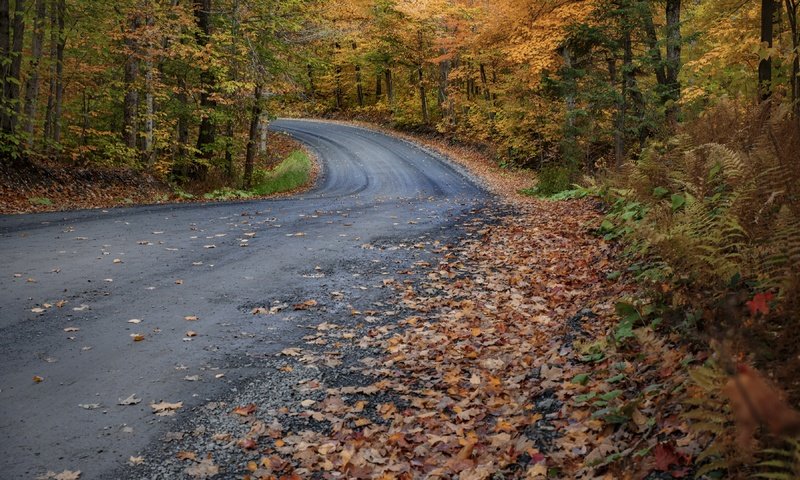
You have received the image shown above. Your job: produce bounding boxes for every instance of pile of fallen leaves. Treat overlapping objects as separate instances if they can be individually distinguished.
[0,159,170,214]
[190,198,713,479]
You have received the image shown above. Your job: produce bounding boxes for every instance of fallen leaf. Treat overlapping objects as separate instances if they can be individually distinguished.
[33,375,44,383]
[127,319,142,324]
[293,299,318,310]
[118,394,141,406]
[232,404,257,416]
[131,333,145,342]
[63,327,79,333]
[185,331,197,337]
[184,316,198,321]
[185,457,218,478]
[151,401,183,416]
[176,451,197,461]
[128,456,144,465]
[78,403,101,410]
[37,470,81,480]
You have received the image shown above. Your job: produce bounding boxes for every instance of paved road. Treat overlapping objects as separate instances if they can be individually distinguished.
[0,120,487,479]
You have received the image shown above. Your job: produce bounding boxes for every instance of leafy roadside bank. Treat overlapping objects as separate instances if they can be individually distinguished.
[0,134,318,215]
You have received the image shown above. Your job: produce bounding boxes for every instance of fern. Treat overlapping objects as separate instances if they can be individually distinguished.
[753,438,800,479]
[683,363,741,477]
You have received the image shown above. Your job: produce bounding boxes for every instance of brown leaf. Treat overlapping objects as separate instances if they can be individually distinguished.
[185,457,219,478]
[232,403,257,416]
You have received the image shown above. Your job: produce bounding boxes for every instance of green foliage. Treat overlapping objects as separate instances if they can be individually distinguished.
[250,150,312,196]
[28,197,53,206]
[525,164,580,196]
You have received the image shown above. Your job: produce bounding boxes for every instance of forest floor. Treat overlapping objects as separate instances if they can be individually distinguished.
[0,132,313,215]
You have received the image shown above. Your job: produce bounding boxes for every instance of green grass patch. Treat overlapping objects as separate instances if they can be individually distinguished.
[250,150,312,196]
[203,150,313,200]
[28,196,53,206]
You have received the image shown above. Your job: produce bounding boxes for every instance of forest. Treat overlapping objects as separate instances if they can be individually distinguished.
[2,0,800,478]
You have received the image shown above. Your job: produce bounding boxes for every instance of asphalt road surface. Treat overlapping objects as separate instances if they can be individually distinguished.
[0,120,488,479]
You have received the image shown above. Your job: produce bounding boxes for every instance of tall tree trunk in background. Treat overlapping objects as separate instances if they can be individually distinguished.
[787,0,799,115]
[0,0,8,86]
[417,31,429,124]
[307,63,315,99]
[224,120,233,177]
[760,0,778,101]
[43,0,64,149]
[353,42,364,107]
[664,0,681,127]
[479,63,491,102]
[53,0,64,146]
[610,55,625,168]
[334,42,343,109]
[123,10,141,149]
[144,64,154,163]
[195,0,215,160]
[438,54,449,111]
[1,0,25,135]
[384,69,393,105]
[23,0,46,148]
[243,84,262,190]
[375,72,382,100]
[259,112,268,154]
[176,77,190,158]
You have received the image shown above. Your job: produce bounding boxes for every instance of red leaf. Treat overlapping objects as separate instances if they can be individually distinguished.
[746,292,773,316]
[653,443,680,472]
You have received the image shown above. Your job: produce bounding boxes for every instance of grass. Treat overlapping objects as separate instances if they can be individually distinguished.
[251,150,312,196]
[28,196,53,206]
[203,150,312,200]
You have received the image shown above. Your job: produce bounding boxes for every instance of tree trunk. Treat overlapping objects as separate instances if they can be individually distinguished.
[144,64,154,164]
[787,0,799,115]
[417,31,429,124]
[176,77,190,158]
[642,5,668,88]
[22,0,46,148]
[1,0,25,134]
[760,0,779,101]
[479,63,491,102]
[123,10,141,149]
[334,42,343,109]
[195,0,215,161]
[244,84,262,190]
[611,54,625,168]
[259,112,268,154]
[50,0,64,147]
[224,120,233,178]
[665,0,681,127]
[438,56,449,109]
[353,42,364,107]
[307,63,315,99]
[375,72,382,100]
[384,69,393,105]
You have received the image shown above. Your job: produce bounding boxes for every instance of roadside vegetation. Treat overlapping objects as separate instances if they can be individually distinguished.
[2,0,799,478]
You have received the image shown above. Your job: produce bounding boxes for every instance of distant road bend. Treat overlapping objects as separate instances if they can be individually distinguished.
[0,119,488,479]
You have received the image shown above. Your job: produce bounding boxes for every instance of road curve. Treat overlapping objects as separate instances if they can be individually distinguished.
[0,120,488,479]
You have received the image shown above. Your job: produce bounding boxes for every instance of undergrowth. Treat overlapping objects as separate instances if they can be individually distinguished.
[556,101,800,477]
[203,150,312,200]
